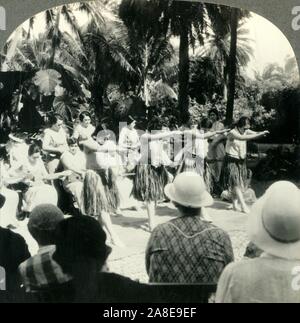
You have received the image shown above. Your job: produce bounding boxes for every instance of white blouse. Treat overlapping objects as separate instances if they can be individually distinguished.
[225,129,247,159]
[43,128,68,149]
[73,124,95,141]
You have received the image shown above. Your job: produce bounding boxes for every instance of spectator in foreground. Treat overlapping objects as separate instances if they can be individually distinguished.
[0,194,31,290]
[146,172,234,284]
[216,181,300,303]
[52,216,158,303]
[19,204,71,292]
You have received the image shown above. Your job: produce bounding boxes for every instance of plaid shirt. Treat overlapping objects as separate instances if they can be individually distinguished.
[19,245,71,292]
[146,216,234,284]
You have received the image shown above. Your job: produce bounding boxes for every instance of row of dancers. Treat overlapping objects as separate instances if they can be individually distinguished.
[0,110,269,246]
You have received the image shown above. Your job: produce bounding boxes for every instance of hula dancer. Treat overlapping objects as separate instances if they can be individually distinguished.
[81,170,124,248]
[223,116,269,214]
[132,123,181,231]
[175,121,228,192]
[207,109,227,195]
[80,127,121,216]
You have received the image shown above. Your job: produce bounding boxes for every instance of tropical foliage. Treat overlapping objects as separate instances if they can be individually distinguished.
[0,0,298,143]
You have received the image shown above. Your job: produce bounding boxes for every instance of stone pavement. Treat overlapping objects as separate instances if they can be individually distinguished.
[12,200,249,284]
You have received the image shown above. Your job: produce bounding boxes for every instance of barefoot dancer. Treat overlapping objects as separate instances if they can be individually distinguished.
[81,170,124,248]
[132,124,181,231]
[223,116,269,214]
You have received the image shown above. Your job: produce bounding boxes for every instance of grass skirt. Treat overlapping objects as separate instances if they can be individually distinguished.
[96,168,120,212]
[221,155,249,193]
[132,164,170,202]
[176,155,213,193]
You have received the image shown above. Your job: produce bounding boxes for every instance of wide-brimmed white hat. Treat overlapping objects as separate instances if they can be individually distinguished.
[248,181,300,260]
[164,172,213,208]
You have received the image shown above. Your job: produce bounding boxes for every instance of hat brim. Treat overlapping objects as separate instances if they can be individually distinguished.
[248,195,300,260]
[164,183,213,208]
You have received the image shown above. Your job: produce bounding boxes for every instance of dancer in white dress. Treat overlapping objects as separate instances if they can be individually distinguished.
[222,116,269,213]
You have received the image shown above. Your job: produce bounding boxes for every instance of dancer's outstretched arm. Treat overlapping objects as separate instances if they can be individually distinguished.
[142,130,182,141]
[185,129,229,139]
[230,130,269,141]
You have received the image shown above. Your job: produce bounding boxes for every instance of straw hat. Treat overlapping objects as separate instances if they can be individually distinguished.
[164,172,213,208]
[248,181,300,260]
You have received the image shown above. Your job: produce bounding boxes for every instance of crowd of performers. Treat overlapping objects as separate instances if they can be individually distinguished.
[0,109,269,246]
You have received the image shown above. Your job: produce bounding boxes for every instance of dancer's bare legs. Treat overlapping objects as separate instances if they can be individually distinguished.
[146,201,156,232]
[233,187,250,214]
[100,212,125,248]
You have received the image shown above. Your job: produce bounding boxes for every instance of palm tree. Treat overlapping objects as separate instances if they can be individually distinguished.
[159,0,209,123]
[152,1,233,123]
[226,8,250,124]
[255,57,300,90]
[197,20,253,101]
[119,0,177,110]
[5,1,135,120]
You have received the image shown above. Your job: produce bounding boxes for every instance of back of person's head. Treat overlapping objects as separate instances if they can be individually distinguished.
[173,202,202,216]
[28,204,64,246]
[53,216,111,275]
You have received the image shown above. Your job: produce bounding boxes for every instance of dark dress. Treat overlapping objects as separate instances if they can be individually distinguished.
[0,228,31,291]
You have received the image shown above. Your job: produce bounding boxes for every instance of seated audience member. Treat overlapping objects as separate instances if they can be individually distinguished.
[0,153,22,229]
[0,194,31,290]
[216,181,300,303]
[6,134,29,173]
[20,144,71,216]
[146,172,234,284]
[73,111,95,141]
[19,205,71,292]
[42,114,68,174]
[52,216,159,303]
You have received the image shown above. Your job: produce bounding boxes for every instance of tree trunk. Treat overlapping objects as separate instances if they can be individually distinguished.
[144,43,150,107]
[223,64,228,101]
[226,8,239,125]
[49,8,61,68]
[178,18,190,124]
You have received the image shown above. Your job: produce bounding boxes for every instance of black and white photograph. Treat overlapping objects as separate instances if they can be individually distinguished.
[0,0,300,304]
